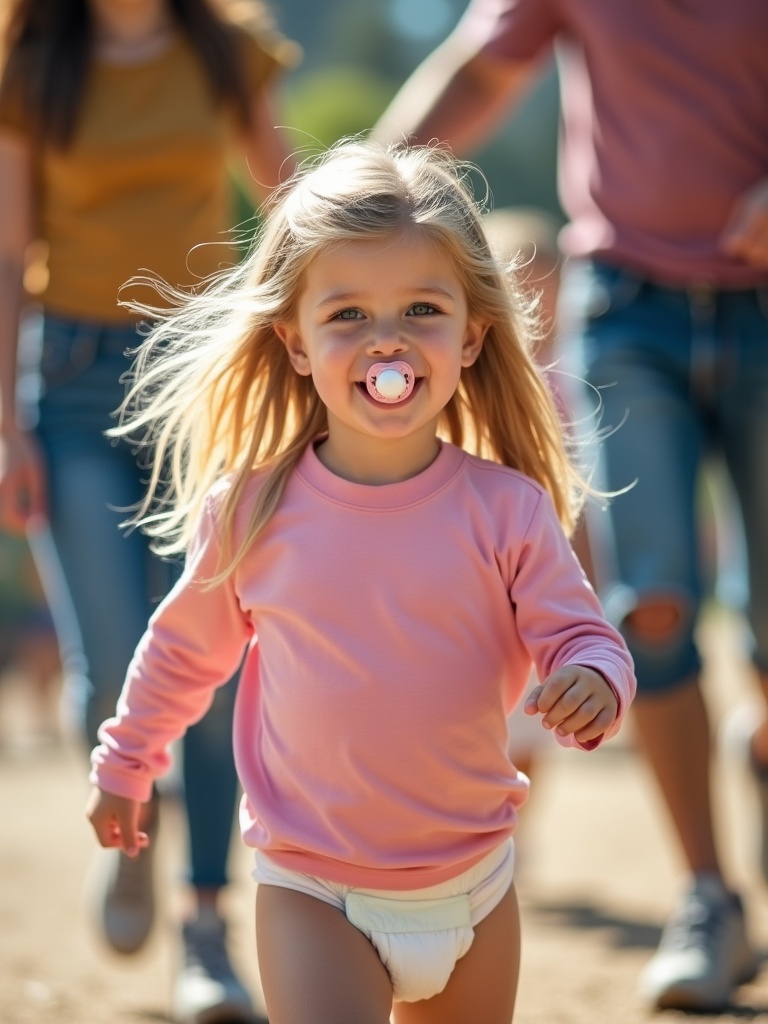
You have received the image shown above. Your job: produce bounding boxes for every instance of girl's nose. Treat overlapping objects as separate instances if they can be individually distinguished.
[369,322,408,355]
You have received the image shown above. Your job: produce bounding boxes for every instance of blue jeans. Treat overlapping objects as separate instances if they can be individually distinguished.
[562,260,768,693]
[33,314,238,888]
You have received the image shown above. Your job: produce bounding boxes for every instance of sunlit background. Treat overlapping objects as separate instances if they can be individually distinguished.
[265,0,561,219]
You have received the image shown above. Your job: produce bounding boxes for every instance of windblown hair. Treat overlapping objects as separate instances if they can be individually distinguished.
[112,140,594,578]
[0,0,277,146]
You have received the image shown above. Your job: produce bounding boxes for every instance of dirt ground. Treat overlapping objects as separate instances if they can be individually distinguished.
[1,606,767,1024]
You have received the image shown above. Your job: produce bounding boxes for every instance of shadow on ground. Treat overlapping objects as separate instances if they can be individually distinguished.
[523,897,662,950]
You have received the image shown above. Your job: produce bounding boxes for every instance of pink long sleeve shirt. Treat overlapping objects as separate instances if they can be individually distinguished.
[91,441,635,890]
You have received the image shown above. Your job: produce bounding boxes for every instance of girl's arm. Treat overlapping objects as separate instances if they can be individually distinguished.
[511,490,636,747]
[0,131,46,531]
[90,494,253,803]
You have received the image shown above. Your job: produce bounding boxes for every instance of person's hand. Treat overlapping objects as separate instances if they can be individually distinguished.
[85,787,150,859]
[524,665,618,745]
[0,429,46,533]
[720,178,768,269]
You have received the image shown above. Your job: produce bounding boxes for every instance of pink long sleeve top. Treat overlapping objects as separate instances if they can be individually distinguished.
[91,441,635,890]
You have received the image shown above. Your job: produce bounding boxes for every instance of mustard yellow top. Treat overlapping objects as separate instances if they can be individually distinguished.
[0,26,291,322]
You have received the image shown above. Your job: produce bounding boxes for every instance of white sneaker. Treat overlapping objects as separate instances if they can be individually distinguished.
[639,874,758,1011]
[173,915,255,1024]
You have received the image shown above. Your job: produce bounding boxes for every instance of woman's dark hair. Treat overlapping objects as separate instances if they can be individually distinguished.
[0,0,255,146]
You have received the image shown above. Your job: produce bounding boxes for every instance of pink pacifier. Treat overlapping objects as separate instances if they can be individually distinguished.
[365,361,415,404]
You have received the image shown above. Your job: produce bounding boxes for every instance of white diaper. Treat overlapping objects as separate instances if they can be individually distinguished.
[253,839,515,1003]
[345,890,473,1002]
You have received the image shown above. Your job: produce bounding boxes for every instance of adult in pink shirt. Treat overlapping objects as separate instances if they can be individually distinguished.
[87,141,635,1024]
[374,0,768,1011]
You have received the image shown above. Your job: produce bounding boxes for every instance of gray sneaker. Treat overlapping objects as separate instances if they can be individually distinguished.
[639,874,758,1011]
[173,916,255,1024]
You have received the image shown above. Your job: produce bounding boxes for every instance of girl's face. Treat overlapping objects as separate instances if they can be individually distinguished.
[276,231,487,484]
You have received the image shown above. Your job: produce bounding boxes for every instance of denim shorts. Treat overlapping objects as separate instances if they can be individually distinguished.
[253,840,515,1003]
[560,260,768,692]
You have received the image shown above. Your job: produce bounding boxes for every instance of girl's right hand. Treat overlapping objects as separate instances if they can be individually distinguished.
[0,430,47,532]
[85,787,150,859]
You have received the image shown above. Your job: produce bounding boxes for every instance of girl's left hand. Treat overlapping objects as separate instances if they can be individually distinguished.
[524,665,618,745]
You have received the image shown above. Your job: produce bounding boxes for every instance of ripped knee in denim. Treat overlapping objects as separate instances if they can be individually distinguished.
[622,593,693,649]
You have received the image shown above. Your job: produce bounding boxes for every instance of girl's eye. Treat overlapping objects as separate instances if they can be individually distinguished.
[334,308,364,321]
[408,303,438,316]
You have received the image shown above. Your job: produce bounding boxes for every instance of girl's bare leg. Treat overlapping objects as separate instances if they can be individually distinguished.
[393,882,520,1024]
[256,884,393,1024]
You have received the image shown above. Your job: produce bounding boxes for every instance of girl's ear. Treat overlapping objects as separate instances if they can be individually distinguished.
[461,320,489,368]
[274,321,312,376]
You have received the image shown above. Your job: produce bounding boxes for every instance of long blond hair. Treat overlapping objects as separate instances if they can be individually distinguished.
[113,140,592,577]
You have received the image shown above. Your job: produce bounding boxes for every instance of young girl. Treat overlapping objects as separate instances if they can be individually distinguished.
[87,141,635,1024]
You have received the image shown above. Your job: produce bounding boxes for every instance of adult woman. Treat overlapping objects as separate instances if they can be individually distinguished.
[0,2,297,1021]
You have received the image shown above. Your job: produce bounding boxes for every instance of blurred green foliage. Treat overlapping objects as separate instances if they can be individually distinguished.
[280,67,396,154]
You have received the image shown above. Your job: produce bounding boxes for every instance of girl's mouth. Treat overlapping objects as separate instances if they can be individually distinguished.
[364,361,416,404]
